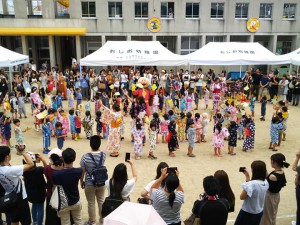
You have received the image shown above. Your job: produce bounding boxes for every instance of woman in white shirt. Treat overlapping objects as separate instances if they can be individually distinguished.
[160,70,168,90]
[141,162,169,202]
[120,70,128,91]
[105,160,137,200]
[278,75,289,102]
[234,160,269,225]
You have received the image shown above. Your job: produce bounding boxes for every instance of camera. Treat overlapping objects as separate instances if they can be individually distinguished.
[167,167,177,174]
[239,167,246,173]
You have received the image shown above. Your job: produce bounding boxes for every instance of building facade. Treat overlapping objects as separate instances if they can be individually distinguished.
[0,0,299,69]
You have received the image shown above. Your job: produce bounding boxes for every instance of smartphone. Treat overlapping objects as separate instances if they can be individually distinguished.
[26,152,36,161]
[167,167,178,174]
[35,154,40,163]
[125,152,130,162]
[239,167,246,173]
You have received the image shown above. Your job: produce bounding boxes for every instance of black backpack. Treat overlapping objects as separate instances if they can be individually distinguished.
[87,153,108,187]
[101,179,124,218]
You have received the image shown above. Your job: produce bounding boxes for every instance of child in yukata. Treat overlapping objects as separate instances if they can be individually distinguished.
[148,123,158,160]
[42,118,51,154]
[82,111,94,139]
[131,119,145,160]
[59,110,69,136]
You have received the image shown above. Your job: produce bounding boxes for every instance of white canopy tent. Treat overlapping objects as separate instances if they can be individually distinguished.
[0,46,29,91]
[80,41,187,66]
[186,42,291,65]
[277,48,300,66]
[0,46,29,67]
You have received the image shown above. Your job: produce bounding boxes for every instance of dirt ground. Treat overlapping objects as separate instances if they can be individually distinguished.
[9,100,299,225]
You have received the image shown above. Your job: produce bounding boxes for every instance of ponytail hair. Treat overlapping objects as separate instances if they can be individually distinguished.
[165,174,179,208]
[271,153,290,168]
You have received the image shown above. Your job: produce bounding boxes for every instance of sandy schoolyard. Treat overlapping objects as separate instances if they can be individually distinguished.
[9,100,299,225]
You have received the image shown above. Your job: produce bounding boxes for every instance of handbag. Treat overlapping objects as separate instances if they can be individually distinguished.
[98,83,106,90]
[50,185,69,211]
[184,213,199,225]
[0,180,22,213]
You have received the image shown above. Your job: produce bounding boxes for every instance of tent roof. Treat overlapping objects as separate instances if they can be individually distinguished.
[80,41,187,66]
[186,42,290,65]
[0,46,29,67]
[278,48,300,65]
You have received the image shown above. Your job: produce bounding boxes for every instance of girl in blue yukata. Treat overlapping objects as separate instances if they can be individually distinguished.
[269,116,284,152]
[42,118,51,154]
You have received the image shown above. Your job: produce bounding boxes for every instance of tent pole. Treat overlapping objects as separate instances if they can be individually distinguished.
[9,66,12,92]
[239,65,242,79]
[297,65,299,76]
[289,64,292,75]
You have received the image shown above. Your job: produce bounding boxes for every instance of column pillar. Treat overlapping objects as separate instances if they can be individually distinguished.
[127,35,131,41]
[55,37,62,69]
[31,37,37,64]
[271,35,278,54]
[249,35,254,42]
[75,35,81,61]
[21,35,28,55]
[176,35,181,55]
[48,36,56,68]
[201,35,206,47]
[101,35,105,46]
[153,34,157,41]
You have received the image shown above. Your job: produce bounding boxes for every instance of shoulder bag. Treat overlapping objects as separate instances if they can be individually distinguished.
[49,185,69,211]
[0,179,22,213]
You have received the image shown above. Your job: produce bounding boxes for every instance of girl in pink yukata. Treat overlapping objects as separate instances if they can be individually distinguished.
[194,113,203,143]
[32,104,40,131]
[152,94,159,113]
[160,114,169,143]
[59,109,70,136]
[131,119,145,160]
[212,122,229,157]
[185,91,194,112]
[30,87,43,109]
[203,86,210,109]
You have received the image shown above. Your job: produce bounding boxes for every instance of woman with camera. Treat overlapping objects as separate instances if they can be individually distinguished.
[151,168,184,225]
[140,162,169,203]
[0,146,34,225]
[234,160,269,225]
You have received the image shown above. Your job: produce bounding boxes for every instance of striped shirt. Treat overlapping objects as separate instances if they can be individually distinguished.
[151,189,184,224]
[80,152,106,186]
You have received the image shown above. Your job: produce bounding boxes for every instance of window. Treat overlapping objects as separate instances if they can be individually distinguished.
[161,2,174,18]
[259,3,272,19]
[135,2,148,18]
[186,2,199,18]
[81,1,96,18]
[108,2,122,18]
[206,36,224,44]
[181,36,199,55]
[276,41,292,54]
[211,3,224,18]
[55,0,70,18]
[0,0,15,15]
[235,3,248,19]
[27,0,42,16]
[283,4,296,19]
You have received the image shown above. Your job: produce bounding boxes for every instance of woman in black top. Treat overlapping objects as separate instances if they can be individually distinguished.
[214,170,235,212]
[259,153,289,225]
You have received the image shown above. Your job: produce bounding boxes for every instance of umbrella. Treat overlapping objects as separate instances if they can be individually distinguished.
[104,202,167,225]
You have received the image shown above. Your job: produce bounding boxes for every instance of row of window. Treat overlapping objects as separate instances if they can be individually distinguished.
[0,0,297,20]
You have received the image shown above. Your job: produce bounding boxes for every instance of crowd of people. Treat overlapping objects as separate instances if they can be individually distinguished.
[0,62,299,225]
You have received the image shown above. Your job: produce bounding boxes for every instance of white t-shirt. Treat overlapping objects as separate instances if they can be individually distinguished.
[0,165,27,199]
[241,179,269,214]
[105,178,135,199]
[196,73,204,87]
[279,80,289,95]
[120,74,128,83]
